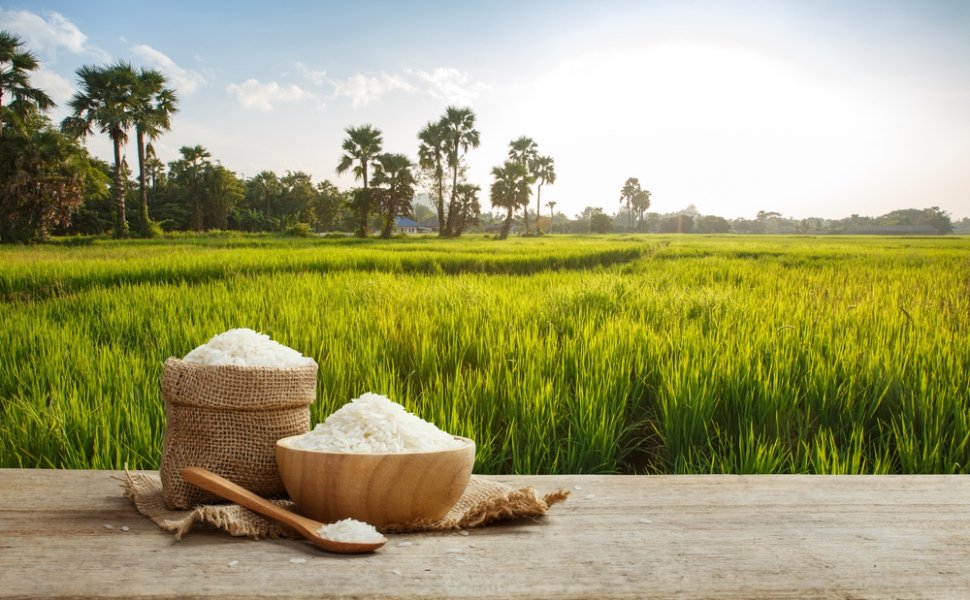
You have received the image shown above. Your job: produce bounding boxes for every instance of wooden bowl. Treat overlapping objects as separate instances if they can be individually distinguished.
[275,435,475,529]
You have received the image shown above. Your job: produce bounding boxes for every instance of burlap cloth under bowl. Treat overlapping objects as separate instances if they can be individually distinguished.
[124,471,569,539]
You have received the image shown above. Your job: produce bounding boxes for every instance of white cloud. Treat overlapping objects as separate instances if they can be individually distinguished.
[411,67,491,105]
[226,79,311,111]
[130,44,206,95]
[296,62,329,86]
[326,67,488,107]
[29,68,74,105]
[331,73,415,107]
[0,9,108,60]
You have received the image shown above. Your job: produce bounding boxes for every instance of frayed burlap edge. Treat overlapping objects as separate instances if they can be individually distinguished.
[122,470,568,539]
[123,470,300,540]
[383,476,571,533]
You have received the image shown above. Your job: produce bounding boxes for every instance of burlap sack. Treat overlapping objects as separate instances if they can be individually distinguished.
[160,357,317,509]
[123,471,569,539]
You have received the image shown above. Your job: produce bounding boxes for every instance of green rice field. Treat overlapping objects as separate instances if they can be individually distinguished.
[1,234,968,474]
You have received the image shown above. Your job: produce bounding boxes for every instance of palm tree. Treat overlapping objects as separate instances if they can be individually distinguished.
[417,119,448,236]
[440,106,480,237]
[63,62,139,237]
[451,182,481,237]
[246,170,283,228]
[143,147,165,205]
[508,136,538,168]
[131,68,177,237]
[508,136,538,233]
[371,152,416,239]
[0,31,54,132]
[546,200,557,233]
[620,177,641,232]
[489,160,531,240]
[203,164,244,230]
[336,124,383,237]
[170,145,212,231]
[532,155,555,234]
[0,113,107,242]
[633,189,651,230]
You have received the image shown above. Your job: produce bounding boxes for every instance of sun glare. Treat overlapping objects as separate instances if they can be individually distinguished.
[512,39,887,217]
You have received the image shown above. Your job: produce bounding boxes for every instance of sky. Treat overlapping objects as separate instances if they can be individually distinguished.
[3,0,969,220]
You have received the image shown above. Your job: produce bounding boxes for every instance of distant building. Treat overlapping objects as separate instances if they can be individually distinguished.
[395,216,431,235]
[418,217,440,233]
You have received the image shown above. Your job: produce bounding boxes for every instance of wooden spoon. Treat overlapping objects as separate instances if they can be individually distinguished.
[181,466,387,554]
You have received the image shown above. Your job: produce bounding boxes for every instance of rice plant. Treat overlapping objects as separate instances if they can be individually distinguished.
[1,234,967,474]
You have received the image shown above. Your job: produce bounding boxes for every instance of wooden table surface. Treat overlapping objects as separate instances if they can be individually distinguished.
[1,469,968,599]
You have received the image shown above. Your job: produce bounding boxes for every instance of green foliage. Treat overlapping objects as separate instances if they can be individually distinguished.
[439,107,480,237]
[278,171,316,227]
[204,164,245,230]
[0,32,107,243]
[533,155,555,234]
[657,214,692,233]
[283,222,314,237]
[168,144,212,231]
[1,235,967,474]
[337,124,383,237]
[0,111,109,243]
[314,180,349,232]
[508,136,538,173]
[416,111,483,238]
[142,219,164,238]
[131,68,178,237]
[417,119,448,233]
[695,214,731,233]
[590,212,613,233]
[451,183,481,236]
[619,177,651,231]
[489,160,531,239]
[63,61,142,238]
[141,164,348,235]
[242,170,283,230]
[372,153,416,238]
[879,207,953,234]
[0,30,55,125]
[508,136,538,233]
[722,207,956,235]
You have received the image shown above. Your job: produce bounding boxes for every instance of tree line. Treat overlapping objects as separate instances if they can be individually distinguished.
[1,30,570,242]
[586,205,959,235]
[1,31,109,243]
[335,111,560,240]
[1,31,961,243]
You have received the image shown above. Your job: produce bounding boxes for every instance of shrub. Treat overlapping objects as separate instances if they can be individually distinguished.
[284,222,314,237]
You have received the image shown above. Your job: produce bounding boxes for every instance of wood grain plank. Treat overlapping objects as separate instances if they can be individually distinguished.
[1,470,968,599]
